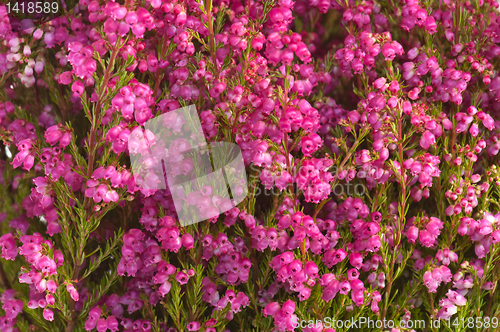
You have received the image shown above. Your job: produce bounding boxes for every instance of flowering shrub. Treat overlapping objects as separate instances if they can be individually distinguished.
[1,0,500,331]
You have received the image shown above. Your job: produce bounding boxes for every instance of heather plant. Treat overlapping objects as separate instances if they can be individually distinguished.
[1,0,500,331]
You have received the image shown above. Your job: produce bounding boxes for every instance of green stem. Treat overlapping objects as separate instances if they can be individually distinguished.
[65,39,121,332]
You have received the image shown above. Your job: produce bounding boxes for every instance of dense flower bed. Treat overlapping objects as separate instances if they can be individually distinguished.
[1,0,500,331]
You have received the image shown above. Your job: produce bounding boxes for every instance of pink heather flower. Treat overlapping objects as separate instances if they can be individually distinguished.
[1,290,16,302]
[59,71,73,85]
[38,256,57,275]
[84,317,97,331]
[0,234,18,260]
[298,287,312,301]
[106,316,119,331]
[351,290,365,306]
[469,123,479,137]
[96,318,107,332]
[402,101,412,115]
[3,299,24,320]
[437,304,457,320]
[67,283,80,302]
[43,308,54,321]
[483,282,495,290]
[347,110,360,124]
[158,281,172,297]
[187,322,201,331]
[424,16,437,34]
[46,294,55,306]
[263,302,281,317]
[382,43,396,61]
[480,113,495,130]
[282,299,295,315]
[373,77,386,89]
[176,271,189,284]
[408,87,420,100]
[89,306,102,319]
[181,233,194,250]
[491,230,500,244]
[349,252,363,269]
[71,81,84,96]
[420,130,436,150]
[301,133,322,156]
[210,81,227,98]
[339,281,351,295]
[419,230,435,247]
[407,226,419,243]
[47,280,58,293]
[304,261,319,277]
[370,299,380,313]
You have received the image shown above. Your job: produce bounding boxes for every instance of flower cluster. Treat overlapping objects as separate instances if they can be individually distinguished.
[2,0,500,331]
